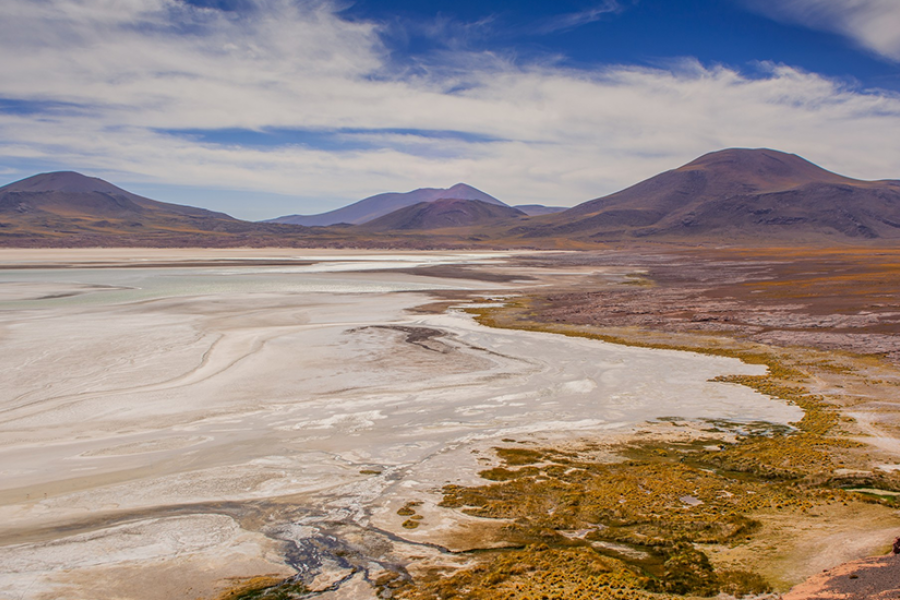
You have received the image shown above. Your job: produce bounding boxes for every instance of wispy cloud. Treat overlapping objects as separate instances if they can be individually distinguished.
[741,0,900,62]
[1,1,900,220]
[535,1,626,34]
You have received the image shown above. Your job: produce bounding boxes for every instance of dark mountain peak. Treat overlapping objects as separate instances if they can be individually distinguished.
[443,182,482,196]
[677,148,849,186]
[426,183,503,205]
[565,147,861,221]
[526,148,900,243]
[430,197,513,210]
[0,171,133,195]
[0,170,240,239]
[683,147,802,169]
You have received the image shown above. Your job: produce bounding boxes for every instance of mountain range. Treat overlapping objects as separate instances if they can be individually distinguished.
[267,183,566,226]
[3,148,900,247]
[267,183,505,226]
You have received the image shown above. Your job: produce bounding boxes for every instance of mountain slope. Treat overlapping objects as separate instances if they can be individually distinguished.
[515,149,900,242]
[514,204,568,216]
[362,198,526,231]
[0,171,310,243]
[0,171,234,220]
[267,183,505,226]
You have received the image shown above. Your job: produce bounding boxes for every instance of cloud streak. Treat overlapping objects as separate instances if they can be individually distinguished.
[1,0,900,220]
[535,1,626,34]
[742,0,900,62]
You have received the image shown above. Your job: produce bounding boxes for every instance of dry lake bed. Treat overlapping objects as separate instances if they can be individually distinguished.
[0,249,804,600]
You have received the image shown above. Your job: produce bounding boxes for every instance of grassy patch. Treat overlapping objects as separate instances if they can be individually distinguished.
[397,435,855,599]
[391,297,880,599]
[221,578,309,600]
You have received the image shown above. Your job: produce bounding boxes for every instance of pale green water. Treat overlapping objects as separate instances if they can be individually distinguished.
[0,264,467,310]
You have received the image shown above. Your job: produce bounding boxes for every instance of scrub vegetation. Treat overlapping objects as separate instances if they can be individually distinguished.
[218,577,309,600]
[388,298,900,600]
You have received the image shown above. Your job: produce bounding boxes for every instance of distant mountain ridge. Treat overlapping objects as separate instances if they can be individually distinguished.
[4,149,900,247]
[362,198,526,231]
[266,183,507,226]
[515,148,900,242]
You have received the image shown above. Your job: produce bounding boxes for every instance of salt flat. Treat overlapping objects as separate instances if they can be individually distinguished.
[0,250,802,600]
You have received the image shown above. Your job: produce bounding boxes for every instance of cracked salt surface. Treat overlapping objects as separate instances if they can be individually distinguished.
[0,251,803,600]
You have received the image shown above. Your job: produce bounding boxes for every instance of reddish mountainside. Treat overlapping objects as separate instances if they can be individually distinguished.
[514,149,900,242]
[362,198,526,231]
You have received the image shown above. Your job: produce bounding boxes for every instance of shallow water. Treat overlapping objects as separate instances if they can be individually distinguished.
[0,253,502,308]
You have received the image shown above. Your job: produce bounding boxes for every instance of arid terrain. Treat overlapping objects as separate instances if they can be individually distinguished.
[1,248,899,600]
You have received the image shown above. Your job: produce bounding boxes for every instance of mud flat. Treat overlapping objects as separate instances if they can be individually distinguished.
[0,249,821,600]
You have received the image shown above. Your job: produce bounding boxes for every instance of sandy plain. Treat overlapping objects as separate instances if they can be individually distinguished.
[0,249,820,599]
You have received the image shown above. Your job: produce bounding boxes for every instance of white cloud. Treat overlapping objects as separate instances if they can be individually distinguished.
[1,1,900,220]
[742,0,900,61]
[536,1,625,34]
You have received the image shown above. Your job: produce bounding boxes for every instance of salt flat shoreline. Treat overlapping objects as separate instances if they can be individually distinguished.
[0,247,528,265]
[0,248,882,600]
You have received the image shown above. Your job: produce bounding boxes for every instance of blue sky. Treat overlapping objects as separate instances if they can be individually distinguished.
[1,0,899,220]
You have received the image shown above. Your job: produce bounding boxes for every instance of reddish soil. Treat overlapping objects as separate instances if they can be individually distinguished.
[782,554,900,600]
[515,248,900,362]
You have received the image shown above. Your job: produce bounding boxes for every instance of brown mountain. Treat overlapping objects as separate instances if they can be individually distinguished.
[0,171,312,244]
[362,198,527,231]
[0,171,238,232]
[514,148,900,242]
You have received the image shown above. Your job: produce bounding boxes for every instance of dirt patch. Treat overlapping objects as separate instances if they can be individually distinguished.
[783,554,900,600]
[513,248,900,361]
